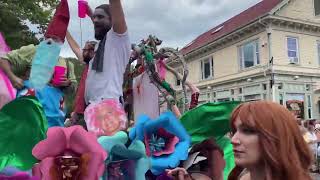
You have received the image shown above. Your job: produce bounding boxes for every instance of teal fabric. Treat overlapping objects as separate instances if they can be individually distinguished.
[98,131,149,180]
[29,40,61,89]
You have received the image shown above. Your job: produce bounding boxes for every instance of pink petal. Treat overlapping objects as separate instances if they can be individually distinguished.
[32,127,67,160]
[62,125,81,140]
[32,163,41,179]
[38,157,55,180]
[69,126,107,159]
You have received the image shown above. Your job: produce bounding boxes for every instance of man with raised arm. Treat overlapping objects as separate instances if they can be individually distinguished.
[84,0,130,136]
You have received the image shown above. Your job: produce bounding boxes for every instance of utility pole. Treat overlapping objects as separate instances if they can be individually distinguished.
[270,57,276,102]
[267,27,276,102]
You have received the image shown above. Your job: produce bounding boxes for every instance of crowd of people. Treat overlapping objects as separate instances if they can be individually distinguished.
[298,119,320,173]
[0,0,319,180]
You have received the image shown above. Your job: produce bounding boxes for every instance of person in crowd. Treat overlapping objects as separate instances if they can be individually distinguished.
[304,120,318,153]
[84,0,131,136]
[166,138,225,180]
[64,30,97,128]
[0,45,76,127]
[303,119,319,172]
[0,0,76,127]
[228,101,313,180]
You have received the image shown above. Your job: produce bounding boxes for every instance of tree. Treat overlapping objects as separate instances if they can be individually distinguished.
[0,0,59,49]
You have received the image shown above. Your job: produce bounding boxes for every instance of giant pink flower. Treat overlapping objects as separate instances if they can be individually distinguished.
[32,126,107,180]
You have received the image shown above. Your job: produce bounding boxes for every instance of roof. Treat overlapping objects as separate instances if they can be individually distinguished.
[180,0,282,55]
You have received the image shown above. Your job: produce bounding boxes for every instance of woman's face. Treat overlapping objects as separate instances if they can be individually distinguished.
[231,117,261,168]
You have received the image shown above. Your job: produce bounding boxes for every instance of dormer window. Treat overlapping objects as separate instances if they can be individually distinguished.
[211,26,224,34]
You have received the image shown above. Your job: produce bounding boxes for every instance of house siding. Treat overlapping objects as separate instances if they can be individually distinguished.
[272,29,320,67]
[275,0,320,23]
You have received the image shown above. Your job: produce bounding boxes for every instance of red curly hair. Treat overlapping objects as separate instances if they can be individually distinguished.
[228,101,312,180]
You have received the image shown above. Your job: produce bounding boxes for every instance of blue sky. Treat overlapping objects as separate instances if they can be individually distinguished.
[51,0,262,58]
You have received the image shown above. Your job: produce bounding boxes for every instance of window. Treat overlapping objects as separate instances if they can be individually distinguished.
[211,26,224,34]
[231,89,234,95]
[175,68,183,86]
[238,40,260,69]
[201,57,213,80]
[317,41,320,65]
[279,93,284,105]
[306,84,311,91]
[244,94,261,101]
[315,0,320,16]
[217,98,230,102]
[262,84,267,91]
[287,37,299,63]
[307,95,312,119]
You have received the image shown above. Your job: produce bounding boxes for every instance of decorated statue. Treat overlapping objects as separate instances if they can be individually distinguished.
[127,35,190,116]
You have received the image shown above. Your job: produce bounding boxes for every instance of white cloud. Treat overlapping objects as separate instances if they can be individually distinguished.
[60,0,262,58]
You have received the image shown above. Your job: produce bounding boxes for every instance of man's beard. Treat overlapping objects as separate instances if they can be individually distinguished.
[94,25,112,40]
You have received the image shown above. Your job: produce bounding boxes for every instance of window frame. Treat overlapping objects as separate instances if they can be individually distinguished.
[286,36,300,64]
[200,57,214,80]
[238,39,260,70]
[314,0,320,16]
[307,94,312,119]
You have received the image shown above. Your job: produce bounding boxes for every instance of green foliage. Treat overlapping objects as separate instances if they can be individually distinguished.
[0,0,59,49]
